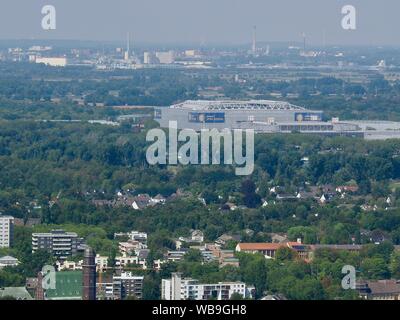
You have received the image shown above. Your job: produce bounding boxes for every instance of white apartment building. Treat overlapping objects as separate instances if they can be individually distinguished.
[95,254,147,272]
[114,230,148,245]
[35,57,67,67]
[161,273,253,300]
[0,214,14,248]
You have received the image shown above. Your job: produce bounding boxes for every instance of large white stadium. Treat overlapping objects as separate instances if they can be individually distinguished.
[154,100,400,139]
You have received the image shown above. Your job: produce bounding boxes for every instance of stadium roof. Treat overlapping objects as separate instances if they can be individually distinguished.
[170,100,306,111]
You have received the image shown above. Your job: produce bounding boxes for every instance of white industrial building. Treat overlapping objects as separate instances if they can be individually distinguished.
[155,51,175,64]
[35,57,68,67]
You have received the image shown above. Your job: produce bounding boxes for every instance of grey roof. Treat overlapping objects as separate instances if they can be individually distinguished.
[0,287,33,300]
[0,256,19,262]
[138,249,150,260]
[364,280,400,295]
[0,214,14,219]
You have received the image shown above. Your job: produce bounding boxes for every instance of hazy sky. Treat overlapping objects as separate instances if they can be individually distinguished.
[0,0,399,45]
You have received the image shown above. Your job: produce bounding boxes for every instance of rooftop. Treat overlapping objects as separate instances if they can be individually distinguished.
[0,256,19,262]
[32,229,78,237]
[361,280,400,295]
[237,242,302,251]
[0,287,33,300]
[170,100,306,111]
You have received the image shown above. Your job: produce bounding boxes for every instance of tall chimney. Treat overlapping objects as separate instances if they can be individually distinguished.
[82,247,96,300]
[252,26,257,54]
[36,271,45,300]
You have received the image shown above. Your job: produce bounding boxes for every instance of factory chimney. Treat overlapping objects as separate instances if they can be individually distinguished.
[82,247,96,300]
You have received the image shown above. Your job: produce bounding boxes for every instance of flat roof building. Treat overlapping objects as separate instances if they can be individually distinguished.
[156,100,324,131]
[161,272,253,300]
[0,255,19,269]
[155,100,400,140]
[32,229,84,260]
[0,214,14,248]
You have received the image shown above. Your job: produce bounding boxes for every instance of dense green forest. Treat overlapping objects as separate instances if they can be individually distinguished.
[1,118,400,299]
[1,120,400,241]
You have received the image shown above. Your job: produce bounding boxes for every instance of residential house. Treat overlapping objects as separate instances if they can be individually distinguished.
[269,233,288,243]
[177,230,205,247]
[151,194,166,205]
[119,240,146,256]
[165,250,188,263]
[336,185,359,194]
[56,260,82,271]
[215,234,241,246]
[357,280,400,300]
[0,255,19,269]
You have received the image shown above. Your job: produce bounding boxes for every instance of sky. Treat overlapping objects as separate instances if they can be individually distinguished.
[0,0,398,46]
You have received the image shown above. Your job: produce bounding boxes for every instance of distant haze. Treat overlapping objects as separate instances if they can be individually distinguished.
[0,0,399,46]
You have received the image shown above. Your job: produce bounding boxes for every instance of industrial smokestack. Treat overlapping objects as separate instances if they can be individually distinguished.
[82,247,96,300]
[125,32,130,61]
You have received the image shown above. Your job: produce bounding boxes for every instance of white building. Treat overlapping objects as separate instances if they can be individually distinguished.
[0,256,19,269]
[56,260,82,271]
[0,214,14,248]
[95,254,147,272]
[143,52,151,64]
[119,240,145,256]
[129,231,148,244]
[143,52,158,64]
[161,273,253,300]
[155,51,175,64]
[35,57,68,67]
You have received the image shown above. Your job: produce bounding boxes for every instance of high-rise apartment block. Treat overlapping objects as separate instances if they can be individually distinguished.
[0,214,14,248]
[32,229,84,259]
